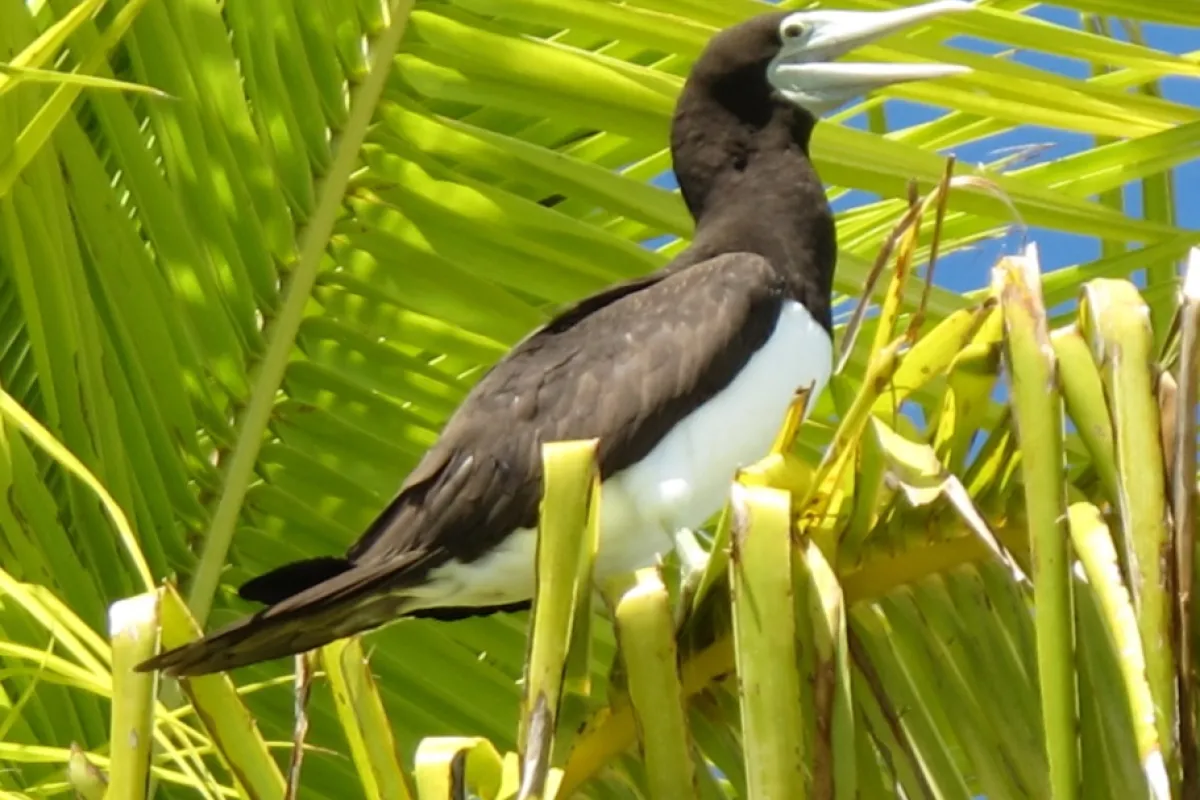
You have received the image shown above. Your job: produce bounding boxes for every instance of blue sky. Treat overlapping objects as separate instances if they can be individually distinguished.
[652,9,1198,300]
[920,9,1199,293]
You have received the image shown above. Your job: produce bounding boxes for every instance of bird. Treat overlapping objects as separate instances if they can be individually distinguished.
[139,2,969,677]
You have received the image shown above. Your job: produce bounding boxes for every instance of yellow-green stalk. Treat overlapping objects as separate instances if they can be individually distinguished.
[106,592,159,800]
[729,482,805,799]
[322,637,413,800]
[519,439,601,800]
[866,198,921,360]
[1067,502,1166,798]
[1080,278,1177,791]
[1051,328,1121,508]
[798,540,854,800]
[612,567,697,800]
[995,245,1079,798]
[1172,248,1200,796]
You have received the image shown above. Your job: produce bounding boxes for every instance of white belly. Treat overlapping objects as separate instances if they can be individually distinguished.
[409,301,832,611]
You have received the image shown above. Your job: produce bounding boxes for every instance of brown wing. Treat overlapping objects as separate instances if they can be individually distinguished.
[346,250,786,568]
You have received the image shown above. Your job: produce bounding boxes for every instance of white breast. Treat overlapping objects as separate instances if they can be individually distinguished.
[407,300,832,611]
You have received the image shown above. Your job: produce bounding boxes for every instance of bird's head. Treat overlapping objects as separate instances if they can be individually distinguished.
[672,2,972,233]
[692,1,971,116]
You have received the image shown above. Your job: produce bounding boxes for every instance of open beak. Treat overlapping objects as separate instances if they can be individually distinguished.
[767,0,972,112]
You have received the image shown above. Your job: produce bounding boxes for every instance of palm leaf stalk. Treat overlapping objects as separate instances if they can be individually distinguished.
[995,245,1079,798]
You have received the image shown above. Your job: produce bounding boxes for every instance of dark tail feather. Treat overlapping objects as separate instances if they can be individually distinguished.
[137,558,419,677]
[238,556,352,605]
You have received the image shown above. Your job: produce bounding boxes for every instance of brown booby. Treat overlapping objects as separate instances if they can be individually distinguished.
[140,1,969,676]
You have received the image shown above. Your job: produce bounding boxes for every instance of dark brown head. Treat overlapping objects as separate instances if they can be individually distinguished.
[682,12,791,125]
[671,3,971,217]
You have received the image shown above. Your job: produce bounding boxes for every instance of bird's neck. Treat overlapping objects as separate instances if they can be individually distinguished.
[670,93,836,333]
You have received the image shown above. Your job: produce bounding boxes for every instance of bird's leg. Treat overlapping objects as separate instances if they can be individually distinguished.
[671,527,712,632]
[672,527,710,574]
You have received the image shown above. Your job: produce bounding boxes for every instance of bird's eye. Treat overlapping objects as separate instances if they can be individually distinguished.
[781,21,808,41]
